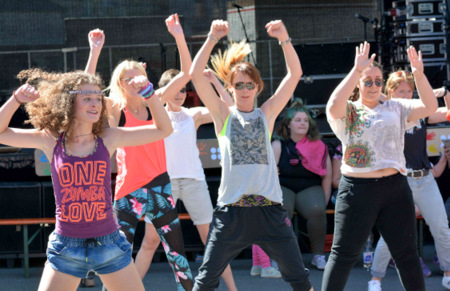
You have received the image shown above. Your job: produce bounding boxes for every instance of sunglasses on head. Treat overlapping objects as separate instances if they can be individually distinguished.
[234,82,256,90]
[363,79,383,87]
[180,87,186,93]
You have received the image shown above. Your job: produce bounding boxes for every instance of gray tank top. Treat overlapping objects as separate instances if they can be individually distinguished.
[217,107,282,206]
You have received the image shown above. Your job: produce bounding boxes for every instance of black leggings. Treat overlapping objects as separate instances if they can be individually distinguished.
[321,173,424,291]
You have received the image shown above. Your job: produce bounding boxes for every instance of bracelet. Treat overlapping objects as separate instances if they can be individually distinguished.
[207,34,219,44]
[279,38,291,46]
[442,86,448,98]
[139,82,155,100]
[12,91,25,105]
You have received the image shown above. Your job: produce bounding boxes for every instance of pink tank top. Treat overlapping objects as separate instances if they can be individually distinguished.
[51,133,118,238]
[114,108,167,200]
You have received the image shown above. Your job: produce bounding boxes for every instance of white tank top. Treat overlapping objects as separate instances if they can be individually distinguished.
[165,107,205,181]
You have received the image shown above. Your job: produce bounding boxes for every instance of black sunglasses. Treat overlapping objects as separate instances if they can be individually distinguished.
[363,79,383,88]
[234,82,256,90]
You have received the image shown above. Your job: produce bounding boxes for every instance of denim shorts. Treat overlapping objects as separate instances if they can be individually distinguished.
[46,230,132,278]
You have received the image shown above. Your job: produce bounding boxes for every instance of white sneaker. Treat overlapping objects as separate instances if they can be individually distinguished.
[443,274,450,290]
[250,265,262,276]
[311,254,327,270]
[261,266,282,278]
[368,280,381,291]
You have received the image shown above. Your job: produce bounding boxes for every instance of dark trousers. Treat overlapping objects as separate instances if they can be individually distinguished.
[321,173,425,291]
[193,205,311,291]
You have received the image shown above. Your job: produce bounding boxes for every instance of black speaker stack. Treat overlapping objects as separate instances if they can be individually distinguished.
[389,0,449,88]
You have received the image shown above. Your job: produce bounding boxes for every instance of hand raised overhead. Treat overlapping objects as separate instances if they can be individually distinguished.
[166,13,184,38]
[265,20,289,42]
[209,20,229,40]
[354,42,376,73]
[88,28,105,50]
[407,46,423,78]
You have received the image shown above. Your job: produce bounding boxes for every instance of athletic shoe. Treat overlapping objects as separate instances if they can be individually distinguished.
[261,266,282,278]
[250,265,262,276]
[443,274,450,290]
[311,254,327,270]
[368,280,381,291]
[420,257,432,277]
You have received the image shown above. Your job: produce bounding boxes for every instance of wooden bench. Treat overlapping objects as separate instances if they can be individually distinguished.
[292,210,425,256]
[0,213,192,277]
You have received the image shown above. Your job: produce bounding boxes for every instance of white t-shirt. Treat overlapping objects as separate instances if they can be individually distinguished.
[328,99,414,175]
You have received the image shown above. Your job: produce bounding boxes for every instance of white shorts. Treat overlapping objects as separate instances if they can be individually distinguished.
[145,178,213,225]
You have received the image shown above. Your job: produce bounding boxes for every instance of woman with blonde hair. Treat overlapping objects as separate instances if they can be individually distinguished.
[190,19,313,291]
[85,14,195,290]
[367,69,450,291]
[0,68,172,291]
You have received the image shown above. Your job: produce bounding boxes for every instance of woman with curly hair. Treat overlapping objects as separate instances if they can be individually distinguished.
[85,15,195,290]
[323,42,437,291]
[272,98,332,271]
[0,69,172,291]
[189,19,312,291]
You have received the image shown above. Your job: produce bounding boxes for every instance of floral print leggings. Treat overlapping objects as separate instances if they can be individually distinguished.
[114,172,193,291]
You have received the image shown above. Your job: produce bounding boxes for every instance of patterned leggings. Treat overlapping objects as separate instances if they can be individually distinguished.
[114,172,193,291]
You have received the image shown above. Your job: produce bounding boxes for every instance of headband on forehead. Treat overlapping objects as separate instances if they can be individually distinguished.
[69,90,103,95]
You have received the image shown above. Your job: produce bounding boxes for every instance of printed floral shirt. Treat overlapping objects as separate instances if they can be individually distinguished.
[327,99,413,175]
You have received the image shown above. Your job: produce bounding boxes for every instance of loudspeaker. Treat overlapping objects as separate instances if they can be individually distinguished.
[0,182,42,253]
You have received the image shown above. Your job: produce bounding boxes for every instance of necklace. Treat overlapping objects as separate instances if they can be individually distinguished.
[73,132,93,138]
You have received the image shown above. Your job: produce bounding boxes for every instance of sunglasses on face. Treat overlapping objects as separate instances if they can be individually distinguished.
[363,79,383,87]
[234,82,256,90]
[180,87,186,93]
[121,78,133,84]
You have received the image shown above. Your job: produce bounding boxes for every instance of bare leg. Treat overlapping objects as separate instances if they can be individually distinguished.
[197,223,237,291]
[135,222,161,279]
[38,264,80,291]
[99,261,144,291]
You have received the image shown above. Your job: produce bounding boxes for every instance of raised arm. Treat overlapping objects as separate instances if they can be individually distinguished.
[157,14,192,104]
[326,42,376,120]
[406,47,438,122]
[190,20,230,135]
[84,29,105,75]
[203,69,234,106]
[428,87,450,124]
[106,78,172,150]
[0,84,49,150]
[260,20,302,131]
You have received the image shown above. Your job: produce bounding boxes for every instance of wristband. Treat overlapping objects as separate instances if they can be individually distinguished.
[139,82,155,100]
[13,91,25,105]
[442,86,448,98]
[207,33,219,44]
[446,110,450,122]
[279,38,291,46]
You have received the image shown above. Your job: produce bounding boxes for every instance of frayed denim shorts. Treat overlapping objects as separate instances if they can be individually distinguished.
[46,230,132,278]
